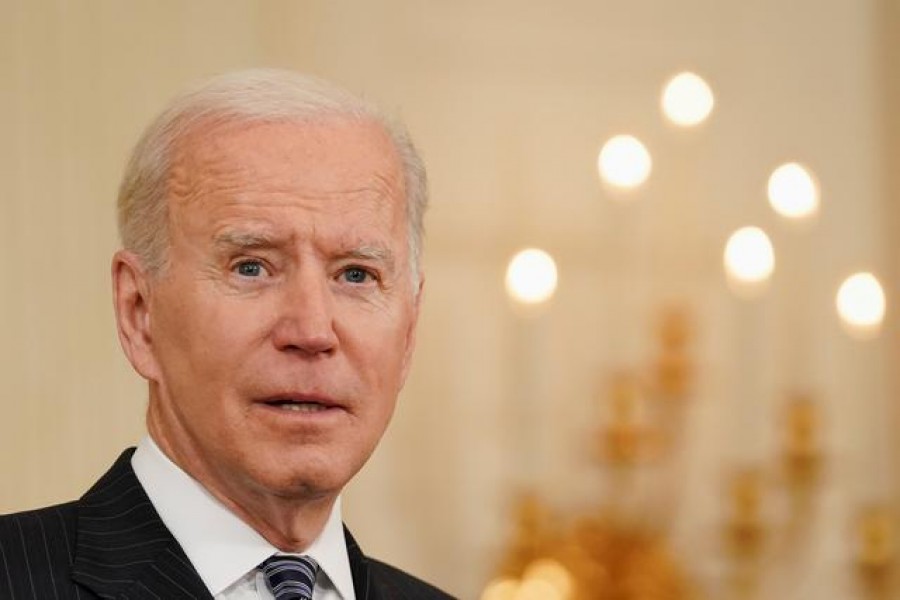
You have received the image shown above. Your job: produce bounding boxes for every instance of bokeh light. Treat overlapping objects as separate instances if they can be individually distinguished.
[661,72,715,126]
[597,135,652,189]
[481,577,519,600]
[768,162,819,220]
[836,272,886,338]
[522,559,573,598]
[724,227,775,294]
[481,559,573,600]
[516,578,563,600]
[505,248,559,306]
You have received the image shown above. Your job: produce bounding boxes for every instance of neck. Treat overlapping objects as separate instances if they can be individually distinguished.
[146,415,336,552]
[208,482,336,552]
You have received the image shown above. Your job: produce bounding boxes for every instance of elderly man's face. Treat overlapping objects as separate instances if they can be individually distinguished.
[121,118,420,504]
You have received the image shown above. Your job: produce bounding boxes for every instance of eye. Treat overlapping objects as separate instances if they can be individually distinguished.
[342,266,373,284]
[234,260,267,277]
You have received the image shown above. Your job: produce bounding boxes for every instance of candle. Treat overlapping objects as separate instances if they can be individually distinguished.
[836,272,889,500]
[768,162,820,393]
[505,248,559,488]
[724,227,776,463]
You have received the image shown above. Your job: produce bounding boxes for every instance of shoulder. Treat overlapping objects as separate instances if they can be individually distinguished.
[367,557,457,600]
[0,501,81,598]
[0,500,79,550]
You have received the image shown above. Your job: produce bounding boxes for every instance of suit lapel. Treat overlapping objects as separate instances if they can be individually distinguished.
[71,449,213,599]
[72,449,380,600]
[345,526,382,600]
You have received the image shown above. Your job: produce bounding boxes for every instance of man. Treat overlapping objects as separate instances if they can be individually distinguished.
[0,69,453,600]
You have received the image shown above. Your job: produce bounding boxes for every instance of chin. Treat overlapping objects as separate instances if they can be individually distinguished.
[251,454,362,501]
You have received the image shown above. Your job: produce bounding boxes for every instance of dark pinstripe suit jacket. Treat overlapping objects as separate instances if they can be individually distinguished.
[0,450,455,600]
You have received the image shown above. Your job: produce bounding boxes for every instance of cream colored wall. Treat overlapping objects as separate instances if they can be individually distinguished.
[1,1,894,598]
[882,0,900,501]
[0,1,269,505]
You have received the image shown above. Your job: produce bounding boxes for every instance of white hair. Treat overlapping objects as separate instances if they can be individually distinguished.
[117,68,428,282]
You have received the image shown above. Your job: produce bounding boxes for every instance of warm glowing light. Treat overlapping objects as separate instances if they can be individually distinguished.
[516,578,563,600]
[505,249,558,306]
[481,560,573,600]
[837,272,886,338]
[522,559,573,598]
[481,577,519,600]
[768,162,819,220]
[724,227,775,294]
[597,135,652,189]
[661,72,715,126]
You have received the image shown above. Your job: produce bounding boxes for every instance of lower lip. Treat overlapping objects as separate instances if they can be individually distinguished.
[272,403,329,414]
[254,402,346,425]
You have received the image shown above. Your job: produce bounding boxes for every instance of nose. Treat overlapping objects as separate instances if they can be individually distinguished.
[271,268,338,356]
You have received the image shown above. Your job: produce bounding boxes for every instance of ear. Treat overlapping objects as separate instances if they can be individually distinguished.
[399,275,425,386]
[111,250,161,381]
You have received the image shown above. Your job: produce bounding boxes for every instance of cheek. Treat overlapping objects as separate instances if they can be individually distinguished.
[355,320,414,395]
[151,289,263,388]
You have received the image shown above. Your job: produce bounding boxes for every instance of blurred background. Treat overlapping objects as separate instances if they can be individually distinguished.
[1,1,898,598]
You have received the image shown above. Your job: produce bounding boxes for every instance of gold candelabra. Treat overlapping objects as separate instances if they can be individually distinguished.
[484,304,893,599]
[483,305,700,600]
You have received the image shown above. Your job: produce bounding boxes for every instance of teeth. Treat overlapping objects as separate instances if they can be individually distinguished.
[280,403,326,413]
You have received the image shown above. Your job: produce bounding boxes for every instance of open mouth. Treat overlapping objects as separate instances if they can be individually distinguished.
[262,397,335,413]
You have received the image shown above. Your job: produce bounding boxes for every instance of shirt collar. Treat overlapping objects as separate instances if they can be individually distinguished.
[131,435,355,598]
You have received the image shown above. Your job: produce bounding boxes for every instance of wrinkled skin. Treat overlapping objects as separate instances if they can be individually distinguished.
[113,118,422,549]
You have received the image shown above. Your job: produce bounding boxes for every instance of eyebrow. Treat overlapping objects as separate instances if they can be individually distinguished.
[213,230,288,251]
[340,246,396,271]
[213,230,397,271]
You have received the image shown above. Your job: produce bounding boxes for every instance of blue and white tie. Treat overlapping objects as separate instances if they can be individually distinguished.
[260,555,319,600]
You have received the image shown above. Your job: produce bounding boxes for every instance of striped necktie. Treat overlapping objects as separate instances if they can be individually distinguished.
[260,555,320,600]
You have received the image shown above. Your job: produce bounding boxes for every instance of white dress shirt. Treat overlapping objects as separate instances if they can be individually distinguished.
[132,436,356,599]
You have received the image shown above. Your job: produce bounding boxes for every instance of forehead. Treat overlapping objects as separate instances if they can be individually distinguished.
[167,117,406,215]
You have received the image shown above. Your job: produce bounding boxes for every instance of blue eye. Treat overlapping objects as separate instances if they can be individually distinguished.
[235,261,264,277]
[343,267,370,284]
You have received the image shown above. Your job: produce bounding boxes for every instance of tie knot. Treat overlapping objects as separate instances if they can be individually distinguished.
[260,555,319,600]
